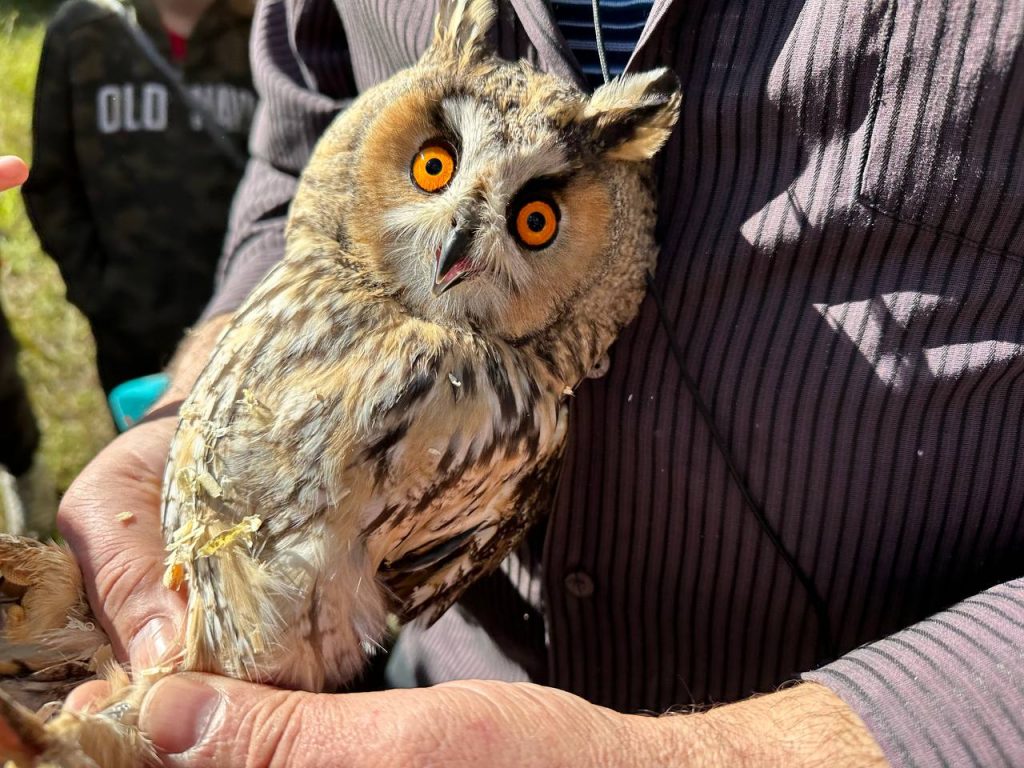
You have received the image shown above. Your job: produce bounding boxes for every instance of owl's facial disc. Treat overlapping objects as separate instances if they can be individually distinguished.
[433,222,479,296]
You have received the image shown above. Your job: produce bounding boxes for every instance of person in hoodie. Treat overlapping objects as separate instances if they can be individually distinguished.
[22,0,256,394]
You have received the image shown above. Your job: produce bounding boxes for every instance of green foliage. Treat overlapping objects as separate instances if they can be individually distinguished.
[0,4,114,502]
[4,0,64,25]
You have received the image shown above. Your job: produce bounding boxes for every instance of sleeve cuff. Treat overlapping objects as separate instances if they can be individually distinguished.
[804,579,1024,767]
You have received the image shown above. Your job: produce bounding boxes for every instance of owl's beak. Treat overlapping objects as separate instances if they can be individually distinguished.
[433,224,475,296]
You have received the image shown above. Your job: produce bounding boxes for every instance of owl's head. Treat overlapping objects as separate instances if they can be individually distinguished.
[291,0,681,359]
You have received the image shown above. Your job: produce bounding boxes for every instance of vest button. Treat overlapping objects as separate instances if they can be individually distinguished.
[564,570,595,598]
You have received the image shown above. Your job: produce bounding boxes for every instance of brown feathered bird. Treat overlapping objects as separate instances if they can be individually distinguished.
[0,0,680,763]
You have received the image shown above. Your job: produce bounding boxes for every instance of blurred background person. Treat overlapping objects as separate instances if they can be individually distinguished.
[22,0,256,395]
[0,155,40,533]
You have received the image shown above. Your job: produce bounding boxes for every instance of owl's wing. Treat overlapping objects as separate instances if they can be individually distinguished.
[377,400,568,625]
[161,253,386,540]
[158,253,424,686]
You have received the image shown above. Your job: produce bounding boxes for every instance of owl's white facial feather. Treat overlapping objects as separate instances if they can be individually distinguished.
[380,96,574,328]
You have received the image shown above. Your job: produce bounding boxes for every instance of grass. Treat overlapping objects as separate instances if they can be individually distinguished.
[0,1,115,523]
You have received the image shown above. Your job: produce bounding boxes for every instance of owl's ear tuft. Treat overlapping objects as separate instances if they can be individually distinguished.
[428,0,497,65]
[582,68,682,162]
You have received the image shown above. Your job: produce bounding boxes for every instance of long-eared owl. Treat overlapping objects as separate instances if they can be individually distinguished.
[0,1,680,764]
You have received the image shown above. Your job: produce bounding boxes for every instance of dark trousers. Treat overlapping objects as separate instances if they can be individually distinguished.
[0,304,39,476]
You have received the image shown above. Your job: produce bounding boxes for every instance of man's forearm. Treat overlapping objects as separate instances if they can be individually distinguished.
[638,682,888,767]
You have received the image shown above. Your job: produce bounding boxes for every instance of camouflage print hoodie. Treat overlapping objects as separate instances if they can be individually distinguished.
[22,0,255,347]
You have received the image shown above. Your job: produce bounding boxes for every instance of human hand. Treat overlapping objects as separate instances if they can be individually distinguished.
[0,156,29,191]
[72,673,886,768]
[56,316,230,673]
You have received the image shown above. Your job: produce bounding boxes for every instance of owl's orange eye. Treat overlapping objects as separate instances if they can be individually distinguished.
[411,142,456,192]
[513,199,559,249]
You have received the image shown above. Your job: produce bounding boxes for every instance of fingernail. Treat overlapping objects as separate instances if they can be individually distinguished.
[141,675,223,754]
[129,617,175,671]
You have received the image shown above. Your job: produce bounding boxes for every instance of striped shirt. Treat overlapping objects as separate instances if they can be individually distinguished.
[207,1,1024,765]
[551,0,654,85]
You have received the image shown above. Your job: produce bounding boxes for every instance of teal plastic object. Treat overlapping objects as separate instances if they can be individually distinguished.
[108,373,171,432]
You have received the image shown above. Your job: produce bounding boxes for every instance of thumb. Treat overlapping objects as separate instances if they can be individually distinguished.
[139,673,378,768]
[138,673,500,768]
[57,417,187,670]
[139,673,629,768]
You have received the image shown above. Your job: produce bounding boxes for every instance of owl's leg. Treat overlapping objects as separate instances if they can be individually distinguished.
[0,665,160,768]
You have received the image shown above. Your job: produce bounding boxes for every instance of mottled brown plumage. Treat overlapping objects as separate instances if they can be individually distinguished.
[0,0,680,763]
